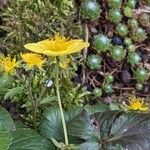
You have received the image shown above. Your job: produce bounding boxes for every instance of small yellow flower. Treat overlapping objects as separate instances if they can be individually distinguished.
[24,34,89,56]
[0,55,19,74]
[21,53,46,69]
[123,95,149,112]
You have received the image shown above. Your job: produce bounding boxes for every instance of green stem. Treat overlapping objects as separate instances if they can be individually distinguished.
[33,106,37,129]
[55,57,69,146]
[28,71,37,129]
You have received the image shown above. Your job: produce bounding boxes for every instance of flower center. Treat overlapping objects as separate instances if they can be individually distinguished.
[50,34,71,52]
[131,101,142,109]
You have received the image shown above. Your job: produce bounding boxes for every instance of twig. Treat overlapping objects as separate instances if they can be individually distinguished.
[113,86,135,90]
[133,8,150,14]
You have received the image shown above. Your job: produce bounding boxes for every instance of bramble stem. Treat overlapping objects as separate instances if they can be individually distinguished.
[55,57,69,146]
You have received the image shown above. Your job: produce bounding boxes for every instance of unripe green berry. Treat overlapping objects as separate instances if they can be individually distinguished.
[134,68,149,83]
[116,23,129,37]
[124,37,132,46]
[127,44,136,52]
[135,83,143,91]
[103,84,113,93]
[127,52,141,66]
[93,34,111,52]
[106,0,122,8]
[139,13,150,27]
[130,27,147,42]
[93,88,102,98]
[123,6,133,18]
[110,46,126,61]
[127,18,138,30]
[86,54,102,70]
[80,0,101,20]
[108,9,122,24]
[104,74,114,83]
[126,0,136,8]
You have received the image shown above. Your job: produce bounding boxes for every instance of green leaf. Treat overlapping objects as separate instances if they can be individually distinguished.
[4,86,24,100]
[65,107,83,123]
[80,142,100,150]
[39,96,56,105]
[109,103,120,111]
[0,126,11,150]
[39,107,64,141]
[91,111,150,149]
[67,110,100,141]
[85,104,108,115]
[0,107,14,149]
[0,75,14,95]
[108,113,150,150]
[8,128,55,150]
[65,104,108,123]
[0,106,15,132]
[93,111,121,139]
[51,138,62,149]
[14,121,27,129]
[104,144,123,150]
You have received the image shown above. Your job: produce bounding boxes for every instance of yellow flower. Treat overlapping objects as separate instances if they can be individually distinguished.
[0,55,19,74]
[123,95,149,112]
[21,53,46,69]
[24,34,89,56]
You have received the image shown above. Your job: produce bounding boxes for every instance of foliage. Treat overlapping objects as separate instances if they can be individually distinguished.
[0,75,14,97]
[1,97,150,149]
[0,0,83,52]
[78,0,150,97]
[0,0,150,149]
[0,106,54,150]
[80,0,101,21]
[39,105,150,149]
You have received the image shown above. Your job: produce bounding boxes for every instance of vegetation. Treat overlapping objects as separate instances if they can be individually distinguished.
[0,0,150,149]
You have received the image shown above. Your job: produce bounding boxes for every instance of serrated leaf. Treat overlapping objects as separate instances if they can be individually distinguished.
[39,107,64,142]
[91,111,150,149]
[4,86,24,100]
[8,128,55,150]
[93,111,121,139]
[39,105,108,145]
[108,113,150,150]
[65,107,83,123]
[67,110,100,141]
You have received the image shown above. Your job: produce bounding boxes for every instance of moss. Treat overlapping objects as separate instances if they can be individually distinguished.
[0,0,83,53]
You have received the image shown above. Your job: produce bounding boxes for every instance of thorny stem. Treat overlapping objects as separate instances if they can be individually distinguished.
[82,23,89,84]
[55,57,69,146]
